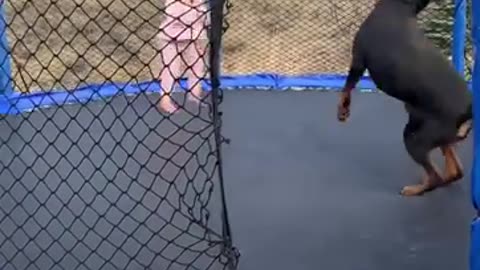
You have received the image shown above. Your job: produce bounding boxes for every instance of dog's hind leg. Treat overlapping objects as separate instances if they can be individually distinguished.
[401,115,444,196]
[439,109,472,185]
[338,40,366,122]
[439,117,472,185]
[440,145,464,185]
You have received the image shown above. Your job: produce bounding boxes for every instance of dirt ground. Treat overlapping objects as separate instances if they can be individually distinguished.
[222,0,375,76]
[3,0,460,93]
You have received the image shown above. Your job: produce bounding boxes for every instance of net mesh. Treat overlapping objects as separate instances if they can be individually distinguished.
[0,0,238,269]
[222,0,474,81]
[0,0,474,269]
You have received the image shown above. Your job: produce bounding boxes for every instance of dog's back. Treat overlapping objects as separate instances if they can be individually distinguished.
[354,0,471,118]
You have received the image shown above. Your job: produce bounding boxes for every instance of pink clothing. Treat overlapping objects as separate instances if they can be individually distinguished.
[161,41,206,79]
[160,40,206,91]
[160,0,210,41]
[158,0,209,102]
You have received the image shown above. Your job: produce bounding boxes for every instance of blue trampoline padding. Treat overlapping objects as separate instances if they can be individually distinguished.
[220,73,377,90]
[0,80,165,115]
[0,73,473,115]
[0,73,379,115]
[472,218,480,270]
[220,73,472,91]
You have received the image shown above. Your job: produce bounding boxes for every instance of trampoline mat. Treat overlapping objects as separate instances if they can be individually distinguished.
[0,89,475,270]
[220,90,474,270]
[0,93,228,270]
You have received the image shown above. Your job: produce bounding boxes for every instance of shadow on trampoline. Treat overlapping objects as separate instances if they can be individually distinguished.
[221,90,473,270]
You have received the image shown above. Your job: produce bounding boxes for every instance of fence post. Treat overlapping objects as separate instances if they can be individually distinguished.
[470,0,480,269]
[208,0,238,268]
[452,0,466,76]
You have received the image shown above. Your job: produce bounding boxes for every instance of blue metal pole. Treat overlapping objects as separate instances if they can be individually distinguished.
[0,2,11,97]
[452,0,466,76]
[470,0,480,269]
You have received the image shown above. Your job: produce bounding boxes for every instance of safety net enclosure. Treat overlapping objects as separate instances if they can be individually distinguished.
[0,0,478,269]
[221,4,480,268]
[0,0,238,269]
[221,0,473,90]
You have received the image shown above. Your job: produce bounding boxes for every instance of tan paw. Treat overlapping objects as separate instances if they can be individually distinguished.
[400,184,428,196]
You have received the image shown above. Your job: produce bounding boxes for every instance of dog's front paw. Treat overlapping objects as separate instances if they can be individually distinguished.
[337,105,350,122]
[337,93,351,122]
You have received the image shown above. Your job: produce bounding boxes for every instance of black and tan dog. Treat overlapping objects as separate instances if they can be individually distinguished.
[337,0,473,196]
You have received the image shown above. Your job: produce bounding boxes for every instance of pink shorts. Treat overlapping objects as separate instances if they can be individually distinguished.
[159,0,210,41]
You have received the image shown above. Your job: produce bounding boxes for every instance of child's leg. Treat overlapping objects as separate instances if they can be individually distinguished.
[185,39,208,104]
[159,41,182,113]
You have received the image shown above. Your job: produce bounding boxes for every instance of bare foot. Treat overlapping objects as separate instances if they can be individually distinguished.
[158,97,179,114]
[187,92,208,108]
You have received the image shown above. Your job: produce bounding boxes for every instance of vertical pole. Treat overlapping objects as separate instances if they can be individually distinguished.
[208,0,238,269]
[0,1,12,96]
[452,0,466,76]
[470,0,480,269]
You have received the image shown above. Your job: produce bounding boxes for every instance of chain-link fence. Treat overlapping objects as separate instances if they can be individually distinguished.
[0,0,238,269]
[221,0,474,84]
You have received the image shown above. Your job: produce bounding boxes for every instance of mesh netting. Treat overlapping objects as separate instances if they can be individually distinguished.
[0,0,238,269]
[0,0,475,269]
[222,0,474,81]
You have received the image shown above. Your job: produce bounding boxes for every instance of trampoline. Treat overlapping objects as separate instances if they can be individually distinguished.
[0,0,479,269]
[0,89,475,270]
[222,90,474,270]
